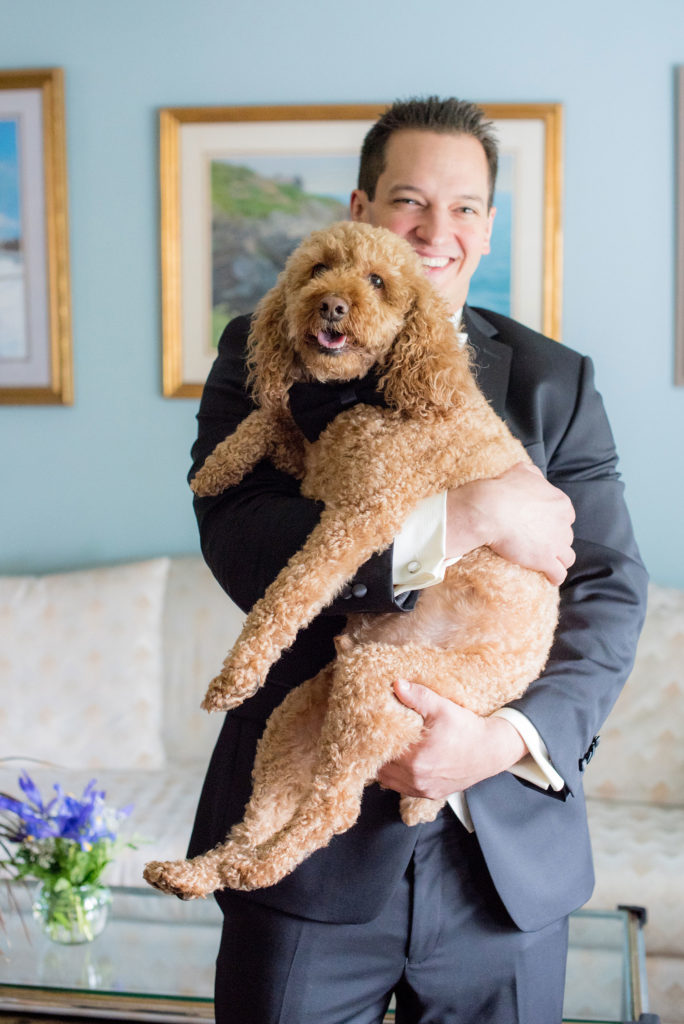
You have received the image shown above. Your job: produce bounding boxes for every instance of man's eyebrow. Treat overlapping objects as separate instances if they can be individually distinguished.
[386,184,486,206]
[387,184,425,196]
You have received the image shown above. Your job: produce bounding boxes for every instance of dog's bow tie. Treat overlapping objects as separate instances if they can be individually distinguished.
[288,371,386,442]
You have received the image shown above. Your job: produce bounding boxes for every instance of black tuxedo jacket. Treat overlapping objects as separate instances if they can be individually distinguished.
[187,307,648,932]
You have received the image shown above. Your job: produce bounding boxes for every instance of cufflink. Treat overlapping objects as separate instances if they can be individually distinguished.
[407,560,421,574]
[341,583,368,599]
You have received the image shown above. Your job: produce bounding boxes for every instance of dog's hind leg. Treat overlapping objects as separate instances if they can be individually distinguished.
[143,667,333,899]
[215,644,430,890]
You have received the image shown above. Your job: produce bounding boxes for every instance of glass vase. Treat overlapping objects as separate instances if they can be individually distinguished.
[33,882,112,944]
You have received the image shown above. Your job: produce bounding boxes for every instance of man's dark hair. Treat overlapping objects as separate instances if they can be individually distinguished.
[358,96,498,208]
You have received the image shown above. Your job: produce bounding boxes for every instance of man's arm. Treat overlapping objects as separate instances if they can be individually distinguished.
[379,355,648,799]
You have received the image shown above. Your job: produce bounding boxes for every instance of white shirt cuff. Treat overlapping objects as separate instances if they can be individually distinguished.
[491,707,565,792]
[392,492,459,596]
[446,791,475,832]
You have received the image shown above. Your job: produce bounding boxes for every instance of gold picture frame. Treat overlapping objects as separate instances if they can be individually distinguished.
[159,102,562,398]
[676,67,684,386]
[0,68,73,405]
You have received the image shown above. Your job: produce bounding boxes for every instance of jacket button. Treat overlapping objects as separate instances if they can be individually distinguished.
[351,583,368,598]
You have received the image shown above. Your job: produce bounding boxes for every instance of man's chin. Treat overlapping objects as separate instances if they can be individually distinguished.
[420,267,466,314]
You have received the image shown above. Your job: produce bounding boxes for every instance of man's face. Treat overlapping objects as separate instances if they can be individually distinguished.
[350,129,495,314]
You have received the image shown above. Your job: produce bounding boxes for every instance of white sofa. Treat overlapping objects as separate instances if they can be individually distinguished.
[0,556,244,888]
[1,556,682,1019]
[582,583,684,1023]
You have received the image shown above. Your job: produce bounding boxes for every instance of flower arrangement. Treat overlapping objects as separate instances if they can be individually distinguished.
[0,771,133,943]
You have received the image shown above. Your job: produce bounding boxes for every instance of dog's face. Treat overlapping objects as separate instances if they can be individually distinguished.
[250,221,468,418]
[281,222,429,382]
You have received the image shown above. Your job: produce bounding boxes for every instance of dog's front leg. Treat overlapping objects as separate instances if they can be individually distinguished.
[201,502,404,711]
[191,408,294,497]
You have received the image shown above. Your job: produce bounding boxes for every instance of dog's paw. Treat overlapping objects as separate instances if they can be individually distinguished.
[143,860,216,900]
[201,669,261,712]
[190,467,223,497]
[399,796,443,827]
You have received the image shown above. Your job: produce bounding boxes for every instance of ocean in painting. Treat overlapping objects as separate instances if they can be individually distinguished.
[467,190,512,317]
[0,117,26,360]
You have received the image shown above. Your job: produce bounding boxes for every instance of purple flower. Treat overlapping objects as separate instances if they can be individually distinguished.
[0,772,131,848]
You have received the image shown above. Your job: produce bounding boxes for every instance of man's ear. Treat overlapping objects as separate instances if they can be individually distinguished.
[482,206,496,256]
[350,189,371,223]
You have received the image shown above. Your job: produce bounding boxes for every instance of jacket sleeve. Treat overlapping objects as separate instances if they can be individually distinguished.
[506,354,649,796]
[190,316,414,616]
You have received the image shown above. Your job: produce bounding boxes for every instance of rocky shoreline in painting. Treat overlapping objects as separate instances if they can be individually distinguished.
[211,162,346,338]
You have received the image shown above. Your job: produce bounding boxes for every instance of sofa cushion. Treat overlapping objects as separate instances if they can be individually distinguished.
[586,796,684,957]
[0,558,169,771]
[161,556,245,763]
[583,583,684,806]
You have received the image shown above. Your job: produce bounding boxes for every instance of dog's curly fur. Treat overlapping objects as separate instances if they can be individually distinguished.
[143,221,559,900]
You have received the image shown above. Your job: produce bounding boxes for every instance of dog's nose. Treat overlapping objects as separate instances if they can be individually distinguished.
[319,294,349,322]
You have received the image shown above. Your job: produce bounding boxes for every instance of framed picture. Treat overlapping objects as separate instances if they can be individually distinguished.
[677,67,684,386]
[159,102,562,398]
[0,68,72,405]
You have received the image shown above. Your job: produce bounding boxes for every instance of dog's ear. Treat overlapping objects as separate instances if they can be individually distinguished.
[246,277,299,410]
[380,275,476,417]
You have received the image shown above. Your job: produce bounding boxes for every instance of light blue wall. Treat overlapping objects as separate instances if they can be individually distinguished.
[1,0,683,585]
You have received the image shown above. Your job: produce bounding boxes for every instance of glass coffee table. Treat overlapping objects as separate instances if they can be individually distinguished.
[0,885,655,1023]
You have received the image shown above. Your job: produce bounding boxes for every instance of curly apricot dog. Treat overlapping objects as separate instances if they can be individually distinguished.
[143,221,559,899]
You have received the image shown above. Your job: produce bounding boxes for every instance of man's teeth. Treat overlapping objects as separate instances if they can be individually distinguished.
[421,256,450,268]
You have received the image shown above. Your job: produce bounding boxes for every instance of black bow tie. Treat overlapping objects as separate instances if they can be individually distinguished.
[288,370,386,442]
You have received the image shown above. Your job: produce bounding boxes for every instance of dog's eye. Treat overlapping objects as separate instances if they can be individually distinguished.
[311,263,328,277]
[368,273,384,290]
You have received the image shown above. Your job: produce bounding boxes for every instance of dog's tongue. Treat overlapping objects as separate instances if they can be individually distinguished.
[317,330,347,350]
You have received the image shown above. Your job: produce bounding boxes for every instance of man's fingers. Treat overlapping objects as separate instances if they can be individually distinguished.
[393,679,441,724]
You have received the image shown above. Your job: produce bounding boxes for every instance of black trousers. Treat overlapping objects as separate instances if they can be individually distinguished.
[214,811,569,1024]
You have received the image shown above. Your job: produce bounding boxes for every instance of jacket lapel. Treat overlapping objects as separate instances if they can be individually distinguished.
[463,306,512,418]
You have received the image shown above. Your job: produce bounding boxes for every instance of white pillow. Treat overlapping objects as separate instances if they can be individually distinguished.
[0,558,170,771]
[161,556,244,763]
[584,583,684,806]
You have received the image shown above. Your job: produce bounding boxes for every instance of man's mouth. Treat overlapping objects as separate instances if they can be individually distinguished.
[420,255,451,270]
[315,329,348,353]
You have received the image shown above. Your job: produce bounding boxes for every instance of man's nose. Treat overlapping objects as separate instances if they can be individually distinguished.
[415,207,451,246]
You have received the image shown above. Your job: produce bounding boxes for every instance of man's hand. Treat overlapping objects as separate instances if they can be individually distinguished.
[446,462,576,586]
[376,679,528,798]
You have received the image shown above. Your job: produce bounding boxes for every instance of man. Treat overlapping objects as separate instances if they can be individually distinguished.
[188,97,648,1023]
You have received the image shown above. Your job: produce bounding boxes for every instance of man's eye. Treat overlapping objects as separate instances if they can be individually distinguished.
[368,273,384,289]
[311,263,328,277]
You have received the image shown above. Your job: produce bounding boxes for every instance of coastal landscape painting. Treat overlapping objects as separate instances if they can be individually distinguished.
[160,104,561,397]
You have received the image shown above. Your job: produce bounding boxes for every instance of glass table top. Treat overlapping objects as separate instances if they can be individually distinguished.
[0,885,648,1023]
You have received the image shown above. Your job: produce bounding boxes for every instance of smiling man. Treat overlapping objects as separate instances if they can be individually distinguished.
[352,129,495,313]
[187,97,648,1024]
